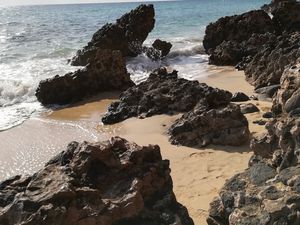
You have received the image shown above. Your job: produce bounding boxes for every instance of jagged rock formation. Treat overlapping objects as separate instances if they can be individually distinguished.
[152,39,172,57]
[102,68,232,124]
[207,62,300,224]
[271,0,300,32]
[272,61,300,115]
[168,104,250,148]
[203,10,275,55]
[71,4,155,66]
[0,137,194,225]
[36,49,134,105]
[244,31,300,89]
[207,161,300,225]
[261,0,296,12]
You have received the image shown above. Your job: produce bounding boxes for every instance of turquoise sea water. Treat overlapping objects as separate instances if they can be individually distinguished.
[0,0,269,131]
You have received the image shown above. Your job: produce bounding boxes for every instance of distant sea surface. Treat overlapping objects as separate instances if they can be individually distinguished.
[0,0,268,131]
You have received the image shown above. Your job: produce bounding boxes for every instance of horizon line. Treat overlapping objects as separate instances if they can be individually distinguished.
[0,0,179,7]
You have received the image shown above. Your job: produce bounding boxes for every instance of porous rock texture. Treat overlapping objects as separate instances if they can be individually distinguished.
[244,31,300,89]
[0,137,194,225]
[203,10,275,54]
[101,68,232,124]
[168,104,250,148]
[36,49,134,105]
[71,4,155,66]
[272,61,300,115]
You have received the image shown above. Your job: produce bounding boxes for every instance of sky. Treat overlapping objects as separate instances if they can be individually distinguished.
[0,0,165,6]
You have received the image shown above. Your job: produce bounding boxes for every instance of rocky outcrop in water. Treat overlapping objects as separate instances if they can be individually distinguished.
[71,4,155,66]
[36,49,134,105]
[152,39,172,57]
[261,0,296,12]
[101,68,232,124]
[203,10,275,55]
[0,137,194,225]
[168,104,250,148]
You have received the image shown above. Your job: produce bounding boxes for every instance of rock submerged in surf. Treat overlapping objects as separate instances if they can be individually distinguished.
[101,67,233,125]
[0,137,194,225]
[36,49,134,105]
[71,4,155,66]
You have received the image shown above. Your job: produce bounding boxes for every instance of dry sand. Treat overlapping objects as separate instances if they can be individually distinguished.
[0,67,273,224]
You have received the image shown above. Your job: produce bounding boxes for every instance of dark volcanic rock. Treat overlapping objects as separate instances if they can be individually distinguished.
[36,49,134,105]
[0,137,194,225]
[71,4,155,66]
[168,104,250,147]
[261,0,296,12]
[271,1,300,32]
[102,68,232,124]
[244,31,300,89]
[231,92,250,102]
[240,103,260,114]
[203,10,275,54]
[207,162,300,225]
[152,39,172,57]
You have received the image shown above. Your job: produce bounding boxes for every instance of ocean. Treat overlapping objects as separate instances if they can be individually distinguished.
[0,0,269,131]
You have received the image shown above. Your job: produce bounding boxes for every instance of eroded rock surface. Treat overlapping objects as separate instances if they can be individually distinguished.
[244,31,300,89]
[71,4,155,66]
[272,61,300,115]
[36,49,134,105]
[102,68,232,124]
[168,104,250,148]
[207,162,300,225]
[203,10,274,54]
[152,39,172,57]
[0,137,194,225]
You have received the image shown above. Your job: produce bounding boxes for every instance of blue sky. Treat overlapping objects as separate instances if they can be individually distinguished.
[0,0,166,6]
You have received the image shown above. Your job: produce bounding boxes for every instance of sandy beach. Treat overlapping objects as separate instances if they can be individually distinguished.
[0,67,272,224]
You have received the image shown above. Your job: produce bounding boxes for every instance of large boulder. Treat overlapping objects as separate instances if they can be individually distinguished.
[101,68,232,124]
[272,61,300,115]
[0,137,194,225]
[36,49,134,105]
[261,0,297,12]
[244,31,300,89]
[203,10,275,54]
[71,4,155,66]
[168,104,250,148]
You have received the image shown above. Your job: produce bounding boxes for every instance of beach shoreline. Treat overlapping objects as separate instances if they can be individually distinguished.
[0,67,272,224]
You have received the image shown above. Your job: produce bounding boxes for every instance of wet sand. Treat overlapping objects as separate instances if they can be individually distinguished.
[0,67,272,224]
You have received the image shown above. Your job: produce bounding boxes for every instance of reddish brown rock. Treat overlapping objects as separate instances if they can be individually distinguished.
[0,137,194,225]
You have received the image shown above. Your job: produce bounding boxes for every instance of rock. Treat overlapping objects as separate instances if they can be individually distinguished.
[203,10,275,54]
[168,104,250,148]
[271,1,300,32]
[250,117,300,170]
[253,119,267,125]
[102,67,232,124]
[207,162,300,225]
[71,4,155,66]
[272,61,300,115]
[240,103,259,114]
[262,112,274,118]
[0,137,194,225]
[152,39,172,57]
[244,31,300,89]
[261,0,296,12]
[231,92,250,102]
[36,49,134,105]
[255,84,281,100]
